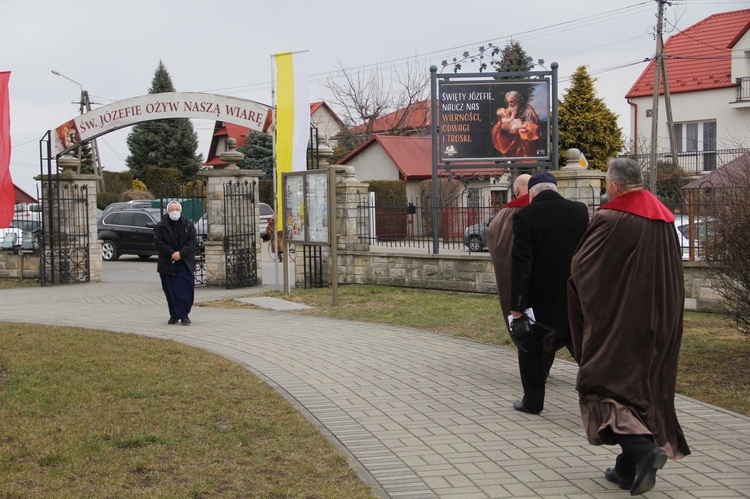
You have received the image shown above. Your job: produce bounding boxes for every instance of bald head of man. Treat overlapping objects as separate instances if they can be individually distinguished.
[513,173,531,200]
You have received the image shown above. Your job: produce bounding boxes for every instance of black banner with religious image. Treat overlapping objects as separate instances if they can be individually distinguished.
[438,80,550,162]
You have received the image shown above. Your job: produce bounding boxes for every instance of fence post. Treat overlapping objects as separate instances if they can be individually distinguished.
[198,168,263,287]
[555,148,607,216]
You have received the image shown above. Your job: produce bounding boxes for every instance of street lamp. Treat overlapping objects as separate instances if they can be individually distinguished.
[51,70,103,188]
[51,70,83,94]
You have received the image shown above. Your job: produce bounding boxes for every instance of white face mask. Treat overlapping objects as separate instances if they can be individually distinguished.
[168,210,181,221]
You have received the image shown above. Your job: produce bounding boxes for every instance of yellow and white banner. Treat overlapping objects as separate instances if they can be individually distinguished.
[274,50,309,220]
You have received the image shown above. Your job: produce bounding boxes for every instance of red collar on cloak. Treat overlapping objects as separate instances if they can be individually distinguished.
[504,193,530,209]
[600,189,675,222]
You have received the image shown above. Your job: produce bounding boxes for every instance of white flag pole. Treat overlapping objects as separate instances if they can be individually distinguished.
[270,54,280,287]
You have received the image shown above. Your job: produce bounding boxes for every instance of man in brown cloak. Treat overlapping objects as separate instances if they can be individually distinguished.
[487,173,531,333]
[568,158,690,496]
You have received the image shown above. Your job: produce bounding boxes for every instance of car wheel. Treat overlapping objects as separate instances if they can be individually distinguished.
[137,254,152,260]
[468,236,484,252]
[101,240,120,261]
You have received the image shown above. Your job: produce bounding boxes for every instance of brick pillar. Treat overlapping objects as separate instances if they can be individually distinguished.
[198,168,263,286]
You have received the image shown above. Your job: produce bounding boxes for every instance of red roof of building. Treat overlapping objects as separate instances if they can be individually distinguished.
[338,136,432,179]
[349,100,431,136]
[337,135,506,180]
[13,185,37,204]
[626,9,750,99]
[205,101,343,166]
[205,122,252,166]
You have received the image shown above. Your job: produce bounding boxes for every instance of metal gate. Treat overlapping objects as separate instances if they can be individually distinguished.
[157,180,207,286]
[300,125,324,288]
[38,132,90,285]
[223,180,258,288]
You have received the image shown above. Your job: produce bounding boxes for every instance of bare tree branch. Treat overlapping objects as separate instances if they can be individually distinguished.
[323,57,429,145]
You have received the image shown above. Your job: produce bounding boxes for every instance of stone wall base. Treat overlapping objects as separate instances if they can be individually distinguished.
[322,250,724,314]
[0,250,40,280]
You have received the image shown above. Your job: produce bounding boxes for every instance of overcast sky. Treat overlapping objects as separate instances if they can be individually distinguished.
[1,0,745,197]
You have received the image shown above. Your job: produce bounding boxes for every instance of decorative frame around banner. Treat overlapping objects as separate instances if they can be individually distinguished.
[430,64,559,171]
[282,169,332,246]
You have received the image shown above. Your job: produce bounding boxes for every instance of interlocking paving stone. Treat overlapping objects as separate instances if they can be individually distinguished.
[1,281,749,498]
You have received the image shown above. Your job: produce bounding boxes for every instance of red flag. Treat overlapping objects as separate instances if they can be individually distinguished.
[0,71,14,228]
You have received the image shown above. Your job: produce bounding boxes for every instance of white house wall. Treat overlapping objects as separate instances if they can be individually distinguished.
[731,30,750,81]
[346,145,401,182]
[311,108,346,148]
[629,86,750,152]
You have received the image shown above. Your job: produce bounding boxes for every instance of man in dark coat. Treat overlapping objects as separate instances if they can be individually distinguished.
[510,172,589,415]
[568,158,689,496]
[153,200,198,325]
[487,173,531,333]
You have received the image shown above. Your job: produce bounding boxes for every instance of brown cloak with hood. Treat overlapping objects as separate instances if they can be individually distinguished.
[568,190,690,459]
[487,194,530,333]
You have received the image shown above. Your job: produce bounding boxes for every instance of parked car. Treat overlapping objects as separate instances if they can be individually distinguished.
[2,217,42,250]
[97,208,163,261]
[101,200,154,216]
[259,202,273,241]
[195,213,207,240]
[463,214,495,252]
[674,214,712,261]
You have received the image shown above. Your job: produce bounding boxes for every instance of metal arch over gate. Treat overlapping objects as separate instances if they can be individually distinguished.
[53,92,271,158]
[223,180,257,288]
[38,91,272,286]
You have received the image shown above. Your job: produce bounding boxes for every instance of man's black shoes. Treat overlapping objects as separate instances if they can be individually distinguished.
[629,447,667,496]
[168,317,178,325]
[512,400,528,412]
[605,467,634,490]
[181,316,191,326]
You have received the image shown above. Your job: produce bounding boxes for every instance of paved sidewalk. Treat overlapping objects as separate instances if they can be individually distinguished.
[1,281,749,498]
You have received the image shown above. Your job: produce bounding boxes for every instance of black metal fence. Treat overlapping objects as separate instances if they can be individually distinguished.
[357,183,723,262]
[358,187,501,252]
[223,180,258,288]
[639,148,749,175]
[39,183,90,285]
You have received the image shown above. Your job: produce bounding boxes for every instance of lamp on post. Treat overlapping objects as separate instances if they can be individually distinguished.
[51,70,104,191]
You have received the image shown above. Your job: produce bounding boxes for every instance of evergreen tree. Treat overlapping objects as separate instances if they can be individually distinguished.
[558,66,623,171]
[442,40,541,103]
[125,61,203,181]
[71,142,94,174]
[237,131,273,179]
[492,40,535,73]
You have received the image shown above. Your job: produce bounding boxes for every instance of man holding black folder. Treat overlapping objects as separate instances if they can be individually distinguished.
[509,172,588,414]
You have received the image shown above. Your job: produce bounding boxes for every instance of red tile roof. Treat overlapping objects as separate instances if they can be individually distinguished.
[349,100,431,136]
[626,9,750,99]
[13,185,37,204]
[337,135,506,180]
[205,101,343,166]
[205,122,253,166]
[338,136,433,179]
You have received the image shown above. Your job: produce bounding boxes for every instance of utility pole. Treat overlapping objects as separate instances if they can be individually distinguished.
[648,0,667,193]
[51,70,105,192]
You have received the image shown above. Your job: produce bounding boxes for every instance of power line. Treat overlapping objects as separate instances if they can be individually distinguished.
[200,2,658,97]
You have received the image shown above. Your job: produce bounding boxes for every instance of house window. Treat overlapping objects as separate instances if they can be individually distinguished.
[675,121,716,153]
[674,121,717,171]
